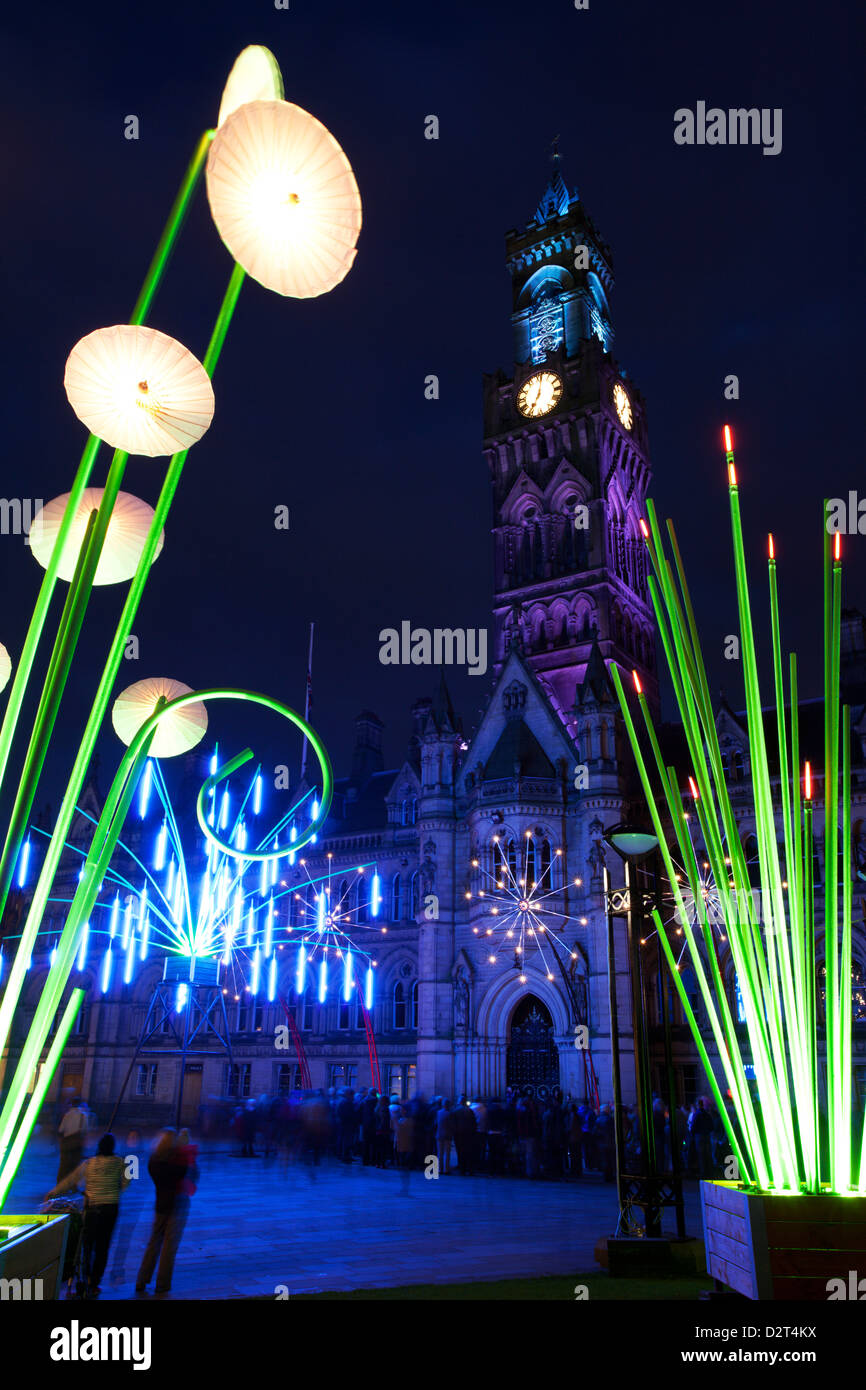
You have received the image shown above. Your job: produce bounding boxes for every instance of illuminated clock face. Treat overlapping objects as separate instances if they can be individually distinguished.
[613,381,633,430]
[516,371,562,419]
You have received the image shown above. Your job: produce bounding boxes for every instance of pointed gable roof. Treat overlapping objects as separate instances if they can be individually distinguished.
[427,671,461,735]
[456,647,575,794]
[484,718,556,778]
[576,629,615,707]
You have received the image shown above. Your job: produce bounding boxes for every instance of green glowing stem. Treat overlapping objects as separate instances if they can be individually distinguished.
[785,652,816,1184]
[826,548,842,1184]
[0,267,245,1081]
[728,481,798,1177]
[0,132,212,810]
[804,798,819,1182]
[841,704,852,1187]
[822,510,836,1178]
[0,990,84,1211]
[767,551,816,1186]
[768,557,797,1009]
[130,130,214,324]
[790,655,804,1004]
[0,451,130,925]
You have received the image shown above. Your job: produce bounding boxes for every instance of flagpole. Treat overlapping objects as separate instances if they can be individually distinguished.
[300,622,315,782]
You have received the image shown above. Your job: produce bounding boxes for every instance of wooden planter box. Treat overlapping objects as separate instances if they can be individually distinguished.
[701,1180,866,1300]
[0,1213,70,1300]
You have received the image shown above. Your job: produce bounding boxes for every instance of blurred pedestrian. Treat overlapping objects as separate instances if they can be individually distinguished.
[361,1089,378,1166]
[435,1099,454,1175]
[452,1097,477,1176]
[240,1100,257,1157]
[566,1102,583,1179]
[135,1129,197,1296]
[689,1098,714,1178]
[56,1097,88,1182]
[374,1093,392,1168]
[337,1089,356,1164]
[396,1107,414,1195]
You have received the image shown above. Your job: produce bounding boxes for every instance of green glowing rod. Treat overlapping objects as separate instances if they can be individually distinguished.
[610,427,858,1195]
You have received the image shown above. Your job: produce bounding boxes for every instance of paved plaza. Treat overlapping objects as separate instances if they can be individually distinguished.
[7,1136,703,1299]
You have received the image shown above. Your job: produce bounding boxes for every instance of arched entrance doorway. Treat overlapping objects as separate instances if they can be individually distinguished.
[506,995,559,1098]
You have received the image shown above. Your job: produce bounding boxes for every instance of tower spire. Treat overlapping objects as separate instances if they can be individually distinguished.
[535,137,575,224]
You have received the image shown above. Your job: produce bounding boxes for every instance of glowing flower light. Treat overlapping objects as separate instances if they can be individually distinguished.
[206,100,362,298]
[64,325,215,457]
[217,45,284,128]
[112,677,208,759]
[29,489,164,587]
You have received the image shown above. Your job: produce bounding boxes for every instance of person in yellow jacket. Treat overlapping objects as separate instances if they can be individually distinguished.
[46,1133,130,1295]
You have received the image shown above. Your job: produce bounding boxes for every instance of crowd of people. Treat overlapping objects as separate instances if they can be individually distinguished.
[215,1087,737,1183]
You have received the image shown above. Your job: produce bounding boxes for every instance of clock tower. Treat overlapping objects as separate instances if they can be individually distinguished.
[484,153,658,723]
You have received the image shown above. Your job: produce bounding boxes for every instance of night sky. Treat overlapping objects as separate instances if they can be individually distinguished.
[0,0,859,809]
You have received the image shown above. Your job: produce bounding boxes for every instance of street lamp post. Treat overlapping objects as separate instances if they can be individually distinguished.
[603,823,686,1241]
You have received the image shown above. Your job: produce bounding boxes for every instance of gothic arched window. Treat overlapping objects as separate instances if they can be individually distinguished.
[356,877,369,924]
[411,980,419,1029]
[391,873,401,921]
[525,835,537,886]
[393,982,406,1029]
[539,838,552,885]
[494,837,514,887]
[401,796,417,827]
[410,871,419,918]
[743,834,761,885]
